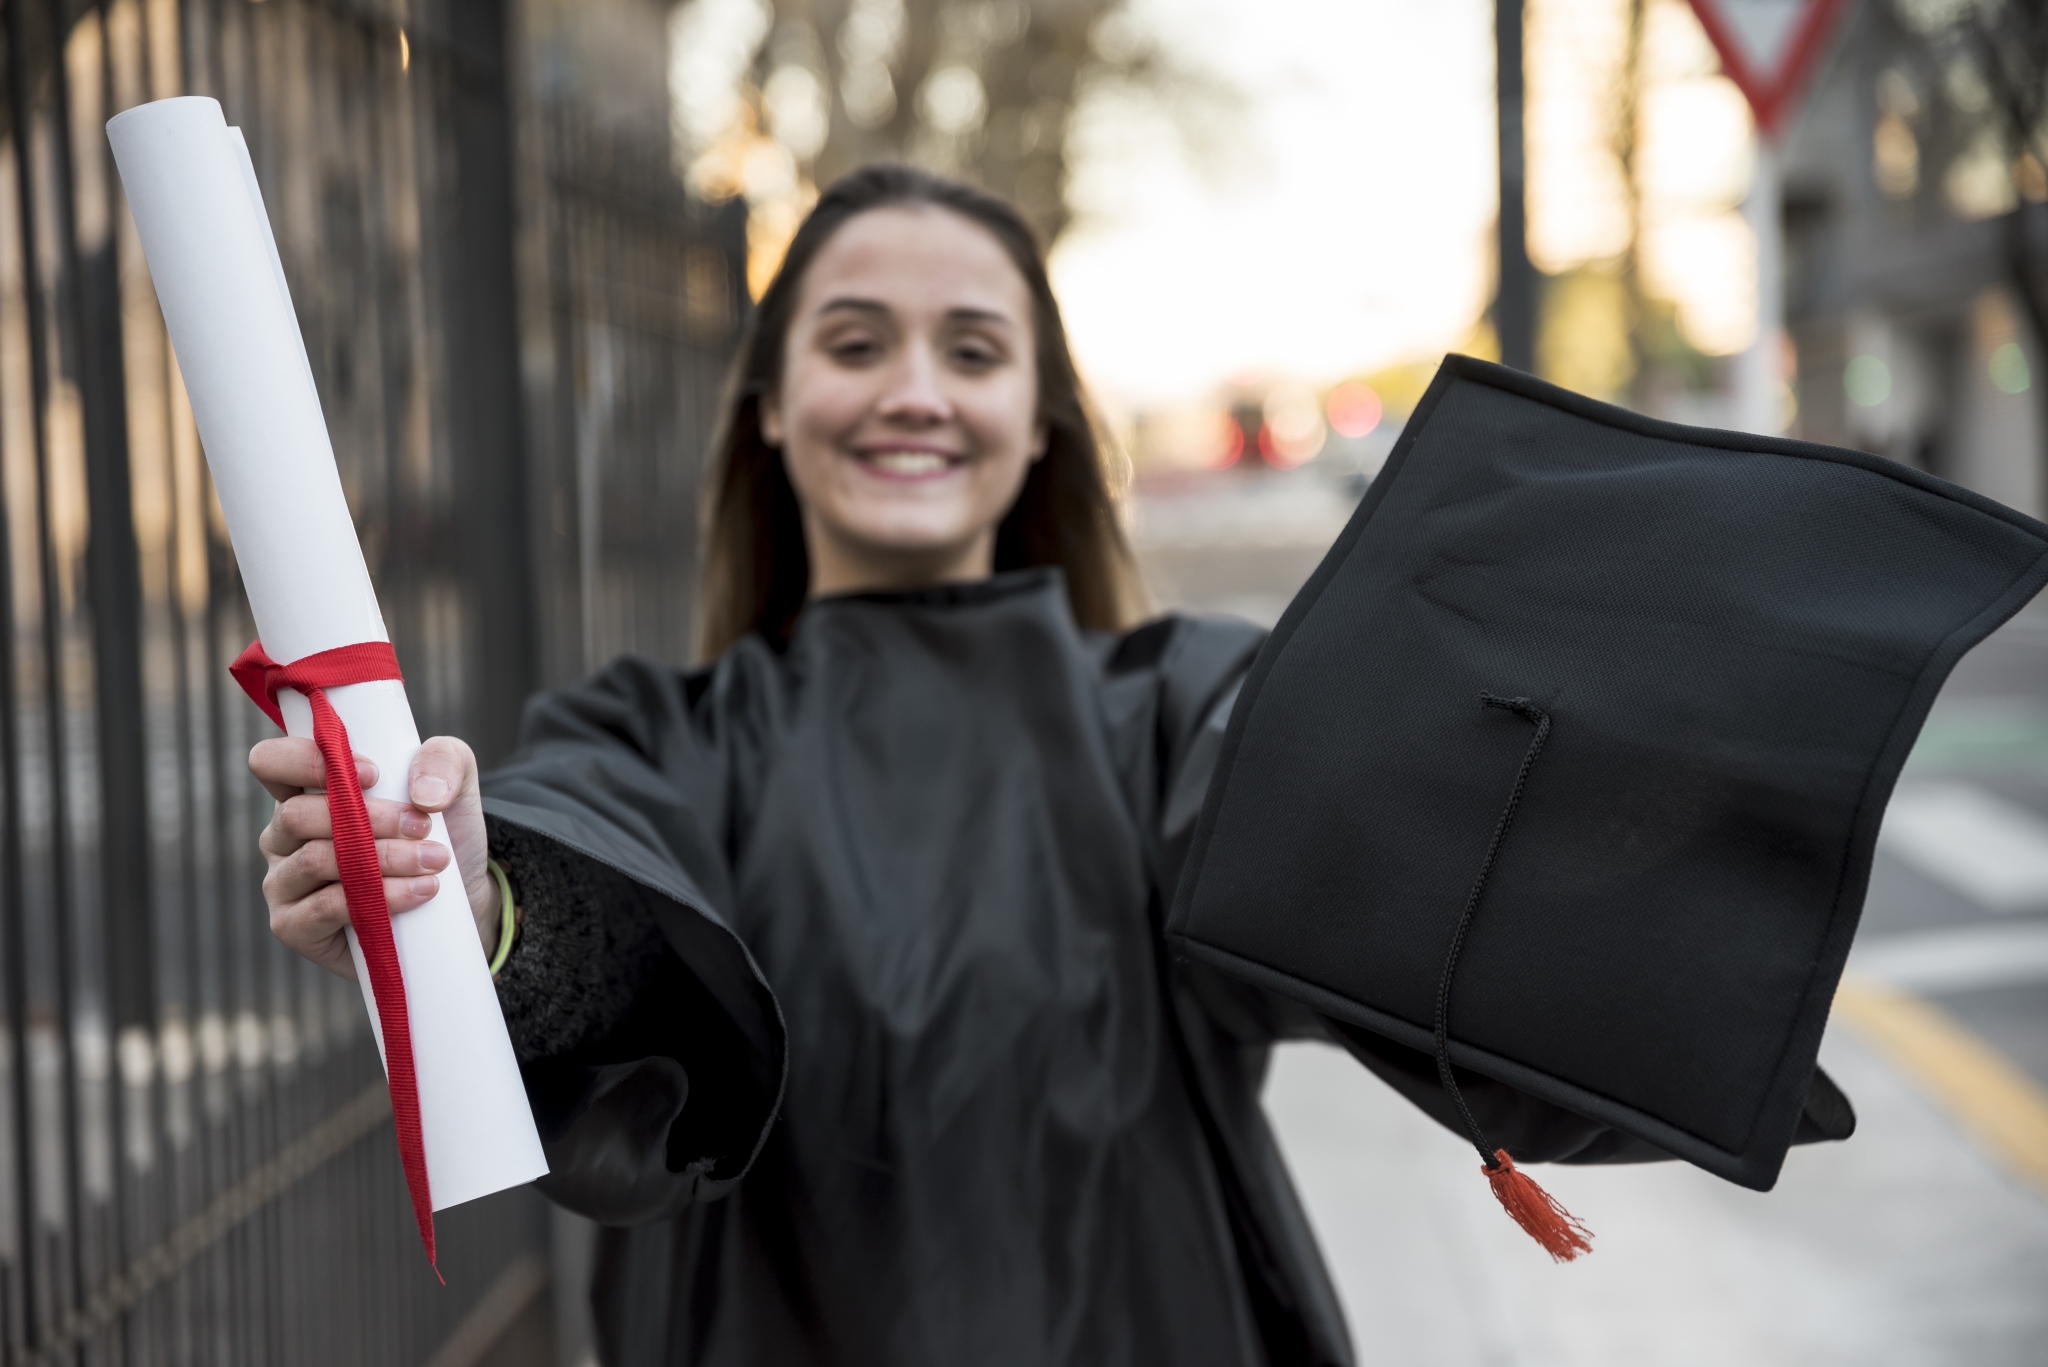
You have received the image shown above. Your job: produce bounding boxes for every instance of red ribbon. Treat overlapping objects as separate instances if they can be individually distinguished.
[231,640,439,1277]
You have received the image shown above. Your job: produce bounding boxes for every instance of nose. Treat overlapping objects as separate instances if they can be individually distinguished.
[875,341,952,425]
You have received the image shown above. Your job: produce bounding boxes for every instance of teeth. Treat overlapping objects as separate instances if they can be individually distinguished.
[866,451,951,476]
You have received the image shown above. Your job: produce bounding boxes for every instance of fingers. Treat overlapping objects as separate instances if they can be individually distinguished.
[261,794,431,859]
[409,736,495,951]
[267,881,356,978]
[258,733,476,983]
[249,737,377,805]
[408,735,478,813]
[268,871,448,973]
[264,836,452,908]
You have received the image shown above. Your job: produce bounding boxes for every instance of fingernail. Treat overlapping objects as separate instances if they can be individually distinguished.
[410,876,439,899]
[418,841,449,871]
[399,809,432,838]
[356,757,379,786]
[412,775,448,806]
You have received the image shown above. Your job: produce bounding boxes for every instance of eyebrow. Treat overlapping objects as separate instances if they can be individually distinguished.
[816,296,1016,328]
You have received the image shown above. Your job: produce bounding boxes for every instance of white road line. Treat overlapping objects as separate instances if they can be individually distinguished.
[1878,781,2048,910]
[1849,921,2048,994]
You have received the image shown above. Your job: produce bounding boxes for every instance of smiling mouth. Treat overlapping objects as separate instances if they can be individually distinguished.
[855,449,965,480]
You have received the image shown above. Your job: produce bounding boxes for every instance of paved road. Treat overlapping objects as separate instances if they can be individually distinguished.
[1131,466,2048,1366]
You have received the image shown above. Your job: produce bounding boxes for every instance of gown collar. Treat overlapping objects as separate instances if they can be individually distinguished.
[795,565,1069,621]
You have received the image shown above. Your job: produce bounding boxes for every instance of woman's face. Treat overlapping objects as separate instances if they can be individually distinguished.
[761,204,1045,596]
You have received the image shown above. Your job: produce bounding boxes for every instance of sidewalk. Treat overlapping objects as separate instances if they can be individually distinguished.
[1264,1021,2048,1366]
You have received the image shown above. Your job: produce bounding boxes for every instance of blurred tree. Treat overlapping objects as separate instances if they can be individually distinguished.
[810,0,1085,236]
[671,0,1238,285]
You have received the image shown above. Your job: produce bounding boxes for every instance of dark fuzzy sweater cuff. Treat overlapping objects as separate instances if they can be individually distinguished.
[486,818,666,1063]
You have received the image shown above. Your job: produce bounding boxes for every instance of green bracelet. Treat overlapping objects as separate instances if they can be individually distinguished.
[486,857,518,977]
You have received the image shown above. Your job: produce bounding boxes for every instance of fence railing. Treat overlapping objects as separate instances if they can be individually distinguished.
[0,0,739,1360]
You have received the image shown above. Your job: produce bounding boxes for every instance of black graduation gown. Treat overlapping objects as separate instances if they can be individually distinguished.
[480,569,1691,1367]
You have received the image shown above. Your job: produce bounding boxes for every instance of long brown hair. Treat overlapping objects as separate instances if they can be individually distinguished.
[696,164,1146,660]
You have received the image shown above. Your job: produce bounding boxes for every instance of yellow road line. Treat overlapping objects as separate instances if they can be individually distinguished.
[1834,974,2048,1196]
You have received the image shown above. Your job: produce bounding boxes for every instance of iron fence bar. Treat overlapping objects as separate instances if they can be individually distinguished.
[0,37,35,1358]
[0,8,34,1333]
[121,0,210,1351]
[65,0,156,1075]
[33,22,125,1336]
[196,474,236,1367]
[24,1080,388,1364]
[5,0,88,1350]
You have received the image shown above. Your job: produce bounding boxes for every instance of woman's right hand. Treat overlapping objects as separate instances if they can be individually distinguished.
[251,736,491,979]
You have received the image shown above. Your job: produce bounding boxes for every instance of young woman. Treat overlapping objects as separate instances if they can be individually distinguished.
[251,166,1645,1366]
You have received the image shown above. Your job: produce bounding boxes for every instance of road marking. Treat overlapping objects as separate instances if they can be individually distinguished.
[1879,782,2048,910]
[1833,975,2048,1197]
[1850,921,2048,994]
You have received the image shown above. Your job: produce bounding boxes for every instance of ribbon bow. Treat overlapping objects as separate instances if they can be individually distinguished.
[231,640,438,1276]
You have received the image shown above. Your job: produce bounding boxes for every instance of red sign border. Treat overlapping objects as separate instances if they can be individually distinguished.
[1685,0,1857,139]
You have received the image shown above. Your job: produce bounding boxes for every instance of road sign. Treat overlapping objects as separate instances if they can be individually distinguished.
[1685,0,1856,139]
[1686,0,1858,435]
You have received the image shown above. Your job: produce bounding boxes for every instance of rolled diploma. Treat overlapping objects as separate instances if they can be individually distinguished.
[108,96,547,1209]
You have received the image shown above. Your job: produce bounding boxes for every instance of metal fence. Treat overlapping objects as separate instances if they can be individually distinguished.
[0,0,741,1360]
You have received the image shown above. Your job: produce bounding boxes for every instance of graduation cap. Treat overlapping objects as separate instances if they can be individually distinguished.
[1170,356,2048,1258]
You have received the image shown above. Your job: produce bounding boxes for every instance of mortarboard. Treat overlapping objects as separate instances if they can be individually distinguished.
[1170,355,2048,1256]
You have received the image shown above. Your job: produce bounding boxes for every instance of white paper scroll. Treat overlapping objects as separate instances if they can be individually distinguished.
[108,97,547,1210]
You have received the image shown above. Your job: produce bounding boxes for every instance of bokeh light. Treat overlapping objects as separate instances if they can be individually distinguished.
[1216,414,1245,469]
[1845,354,1892,408]
[1263,386,1326,467]
[1991,342,2033,396]
[1326,382,1383,438]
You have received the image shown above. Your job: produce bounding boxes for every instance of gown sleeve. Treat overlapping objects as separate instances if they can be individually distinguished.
[480,655,785,1224]
[1133,615,1854,1166]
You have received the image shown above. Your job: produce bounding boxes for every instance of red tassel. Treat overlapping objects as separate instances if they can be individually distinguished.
[1484,1149,1593,1262]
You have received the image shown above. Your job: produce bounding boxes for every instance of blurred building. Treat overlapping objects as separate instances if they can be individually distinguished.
[1782,1,2046,517]
[0,0,742,1362]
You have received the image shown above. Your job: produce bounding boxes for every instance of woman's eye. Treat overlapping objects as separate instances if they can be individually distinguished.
[951,341,1000,369]
[827,336,881,363]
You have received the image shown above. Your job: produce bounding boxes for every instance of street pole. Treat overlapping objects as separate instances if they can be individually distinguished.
[1735,136,1783,433]
[1496,0,1535,373]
